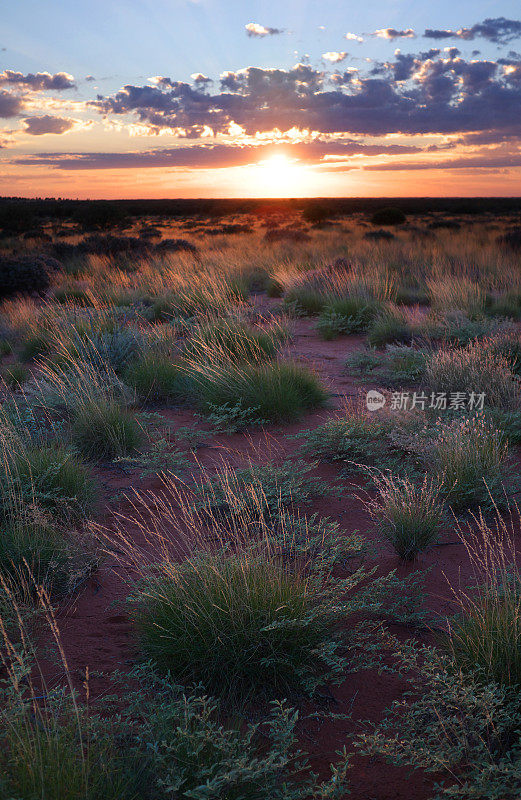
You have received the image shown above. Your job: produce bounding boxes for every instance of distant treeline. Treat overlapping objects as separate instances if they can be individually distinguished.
[1,196,521,233]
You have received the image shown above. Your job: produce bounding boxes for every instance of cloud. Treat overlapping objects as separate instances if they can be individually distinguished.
[364,152,521,171]
[0,70,75,90]
[0,89,24,117]
[322,52,348,63]
[424,17,521,44]
[13,139,423,170]
[22,115,77,135]
[245,23,282,38]
[345,32,364,43]
[85,75,96,82]
[375,28,415,40]
[90,54,521,140]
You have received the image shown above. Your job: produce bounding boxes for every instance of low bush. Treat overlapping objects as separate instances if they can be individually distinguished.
[364,474,445,560]
[191,360,327,423]
[431,417,509,512]
[346,345,427,387]
[131,550,338,703]
[185,318,286,363]
[71,400,143,460]
[317,296,381,340]
[1,444,98,522]
[283,286,328,316]
[425,341,519,409]
[0,257,50,300]
[367,306,411,347]
[124,353,187,402]
[0,516,71,598]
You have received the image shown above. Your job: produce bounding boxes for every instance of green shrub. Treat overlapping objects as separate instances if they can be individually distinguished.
[131,551,337,703]
[365,474,445,560]
[71,400,143,460]
[317,296,381,340]
[357,642,521,800]
[2,445,98,522]
[367,306,410,347]
[346,345,426,387]
[124,353,187,402]
[198,459,330,523]
[192,360,327,423]
[120,670,352,800]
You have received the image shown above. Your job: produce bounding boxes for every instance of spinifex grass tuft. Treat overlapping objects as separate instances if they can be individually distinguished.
[131,550,333,704]
[364,473,445,560]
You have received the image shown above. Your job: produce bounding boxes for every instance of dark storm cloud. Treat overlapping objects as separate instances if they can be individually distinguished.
[90,53,521,140]
[424,17,521,44]
[0,70,76,90]
[0,89,24,117]
[22,115,76,135]
[13,139,422,170]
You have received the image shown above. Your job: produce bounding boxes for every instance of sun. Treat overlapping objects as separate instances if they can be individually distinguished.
[252,153,311,197]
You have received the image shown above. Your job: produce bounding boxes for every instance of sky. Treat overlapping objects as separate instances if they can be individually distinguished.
[2,1,521,198]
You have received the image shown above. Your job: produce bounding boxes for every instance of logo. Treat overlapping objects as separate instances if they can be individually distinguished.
[366,390,386,411]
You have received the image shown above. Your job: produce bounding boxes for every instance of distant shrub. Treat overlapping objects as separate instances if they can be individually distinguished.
[264,228,311,243]
[370,207,406,226]
[0,257,50,299]
[364,229,395,241]
[497,227,521,251]
[302,203,331,225]
[154,238,198,254]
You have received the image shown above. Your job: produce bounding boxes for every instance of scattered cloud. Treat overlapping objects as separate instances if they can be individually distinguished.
[424,17,521,44]
[22,115,77,135]
[0,70,75,90]
[345,32,364,43]
[375,28,415,40]
[245,23,282,38]
[0,89,24,118]
[322,52,347,63]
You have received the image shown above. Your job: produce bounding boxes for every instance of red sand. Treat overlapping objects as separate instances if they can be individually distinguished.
[43,309,505,799]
